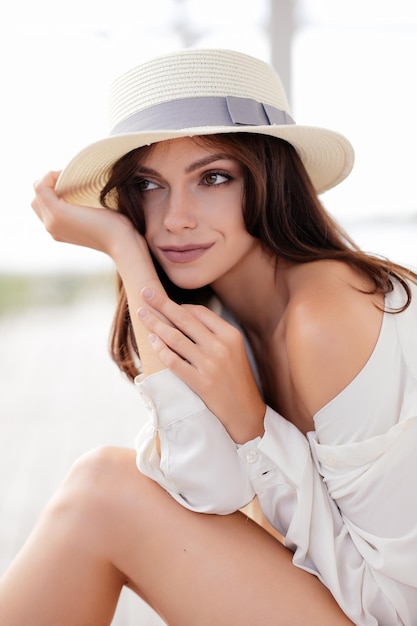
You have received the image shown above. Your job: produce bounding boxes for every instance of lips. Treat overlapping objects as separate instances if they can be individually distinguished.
[158,243,214,264]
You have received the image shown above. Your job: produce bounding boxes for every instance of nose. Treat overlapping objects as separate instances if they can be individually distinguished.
[163,186,197,233]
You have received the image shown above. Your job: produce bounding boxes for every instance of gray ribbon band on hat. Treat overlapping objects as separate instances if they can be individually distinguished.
[110,95,295,135]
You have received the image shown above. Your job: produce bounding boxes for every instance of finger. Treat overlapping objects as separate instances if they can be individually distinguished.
[32,172,62,216]
[147,333,203,390]
[34,176,64,209]
[33,171,61,194]
[182,304,246,365]
[31,194,41,219]
[149,332,192,369]
[141,288,212,344]
[182,303,234,337]
[138,307,200,365]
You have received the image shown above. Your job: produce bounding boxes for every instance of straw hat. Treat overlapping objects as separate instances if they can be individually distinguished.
[56,48,354,208]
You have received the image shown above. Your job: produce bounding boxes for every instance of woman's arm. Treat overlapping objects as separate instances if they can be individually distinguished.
[33,172,260,510]
[32,171,165,376]
[33,172,267,425]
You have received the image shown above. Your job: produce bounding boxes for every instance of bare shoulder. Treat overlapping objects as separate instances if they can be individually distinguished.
[283,260,384,418]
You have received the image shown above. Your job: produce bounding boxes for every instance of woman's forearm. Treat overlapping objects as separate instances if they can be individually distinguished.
[110,229,167,377]
[32,172,167,377]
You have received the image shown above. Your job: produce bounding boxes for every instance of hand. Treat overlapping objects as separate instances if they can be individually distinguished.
[31,171,137,257]
[138,287,266,444]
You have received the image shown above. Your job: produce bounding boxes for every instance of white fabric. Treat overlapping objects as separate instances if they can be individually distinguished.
[135,281,417,626]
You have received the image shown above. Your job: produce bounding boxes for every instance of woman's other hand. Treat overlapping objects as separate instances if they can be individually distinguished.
[138,287,266,444]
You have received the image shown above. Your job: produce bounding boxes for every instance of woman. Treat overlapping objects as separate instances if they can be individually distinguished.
[1,48,417,625]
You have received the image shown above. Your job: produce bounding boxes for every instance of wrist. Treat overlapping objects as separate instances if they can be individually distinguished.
[227,402,266,445]
[110,228,157,282]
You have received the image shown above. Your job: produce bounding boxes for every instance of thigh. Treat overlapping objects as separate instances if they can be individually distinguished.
[91,447,353,626]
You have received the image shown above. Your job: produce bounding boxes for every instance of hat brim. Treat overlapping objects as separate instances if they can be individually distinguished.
[56,124,354,209]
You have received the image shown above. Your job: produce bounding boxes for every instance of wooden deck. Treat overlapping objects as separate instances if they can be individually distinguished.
[0,293,164,625]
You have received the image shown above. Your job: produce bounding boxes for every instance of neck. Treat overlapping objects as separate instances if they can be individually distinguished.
[212,246,288,339]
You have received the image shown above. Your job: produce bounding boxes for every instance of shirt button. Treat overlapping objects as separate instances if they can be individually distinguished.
[246,451,258,464]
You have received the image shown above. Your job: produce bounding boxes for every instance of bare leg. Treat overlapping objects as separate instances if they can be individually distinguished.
[0,447,353,626]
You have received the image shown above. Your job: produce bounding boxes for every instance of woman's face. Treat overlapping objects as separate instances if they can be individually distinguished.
[138,137,260,290]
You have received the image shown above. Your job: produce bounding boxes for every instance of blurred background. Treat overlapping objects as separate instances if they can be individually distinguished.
[1,1,416,623]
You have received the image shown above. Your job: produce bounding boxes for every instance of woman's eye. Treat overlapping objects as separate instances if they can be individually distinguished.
[137,178,159,191]
[202,171,231,186]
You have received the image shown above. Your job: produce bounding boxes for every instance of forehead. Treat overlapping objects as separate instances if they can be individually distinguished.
[146,137,197,159]
[145,136,214,160]
[140,136,237,172]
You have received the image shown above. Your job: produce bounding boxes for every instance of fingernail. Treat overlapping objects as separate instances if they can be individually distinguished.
[137,307,148,319]
[142,287,154,299]
[148,334,157,343]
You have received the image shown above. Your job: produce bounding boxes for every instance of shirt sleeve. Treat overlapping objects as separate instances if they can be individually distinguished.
[135,368,255,514]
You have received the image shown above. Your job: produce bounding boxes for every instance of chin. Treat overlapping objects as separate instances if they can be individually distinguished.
[160,266,212,290]
[170,277,210,291]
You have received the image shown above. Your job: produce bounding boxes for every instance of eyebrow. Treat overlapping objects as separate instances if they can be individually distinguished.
[185,153,232,174]
[137,153,233,178]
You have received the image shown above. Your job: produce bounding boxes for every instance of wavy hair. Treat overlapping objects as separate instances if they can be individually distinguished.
[100,133,417,380]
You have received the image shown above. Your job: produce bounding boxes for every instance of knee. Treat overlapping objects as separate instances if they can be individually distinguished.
[47,446,137,522]
[69,445,136,485]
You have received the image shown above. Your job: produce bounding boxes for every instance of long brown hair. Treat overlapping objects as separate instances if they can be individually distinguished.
[100,133,417,380]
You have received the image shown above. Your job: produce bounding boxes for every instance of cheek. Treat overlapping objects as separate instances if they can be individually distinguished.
[143,213,164,259]
[221,212,249,238]
[143,209,156,237]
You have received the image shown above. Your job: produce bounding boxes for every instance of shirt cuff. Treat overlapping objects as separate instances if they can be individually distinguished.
[237,406,310,492]
[135,368,208,427]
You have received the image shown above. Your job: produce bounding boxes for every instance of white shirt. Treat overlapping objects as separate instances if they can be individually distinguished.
[135,280,417,625]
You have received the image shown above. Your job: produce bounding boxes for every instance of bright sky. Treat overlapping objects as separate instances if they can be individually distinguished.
[1,0,417,273]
